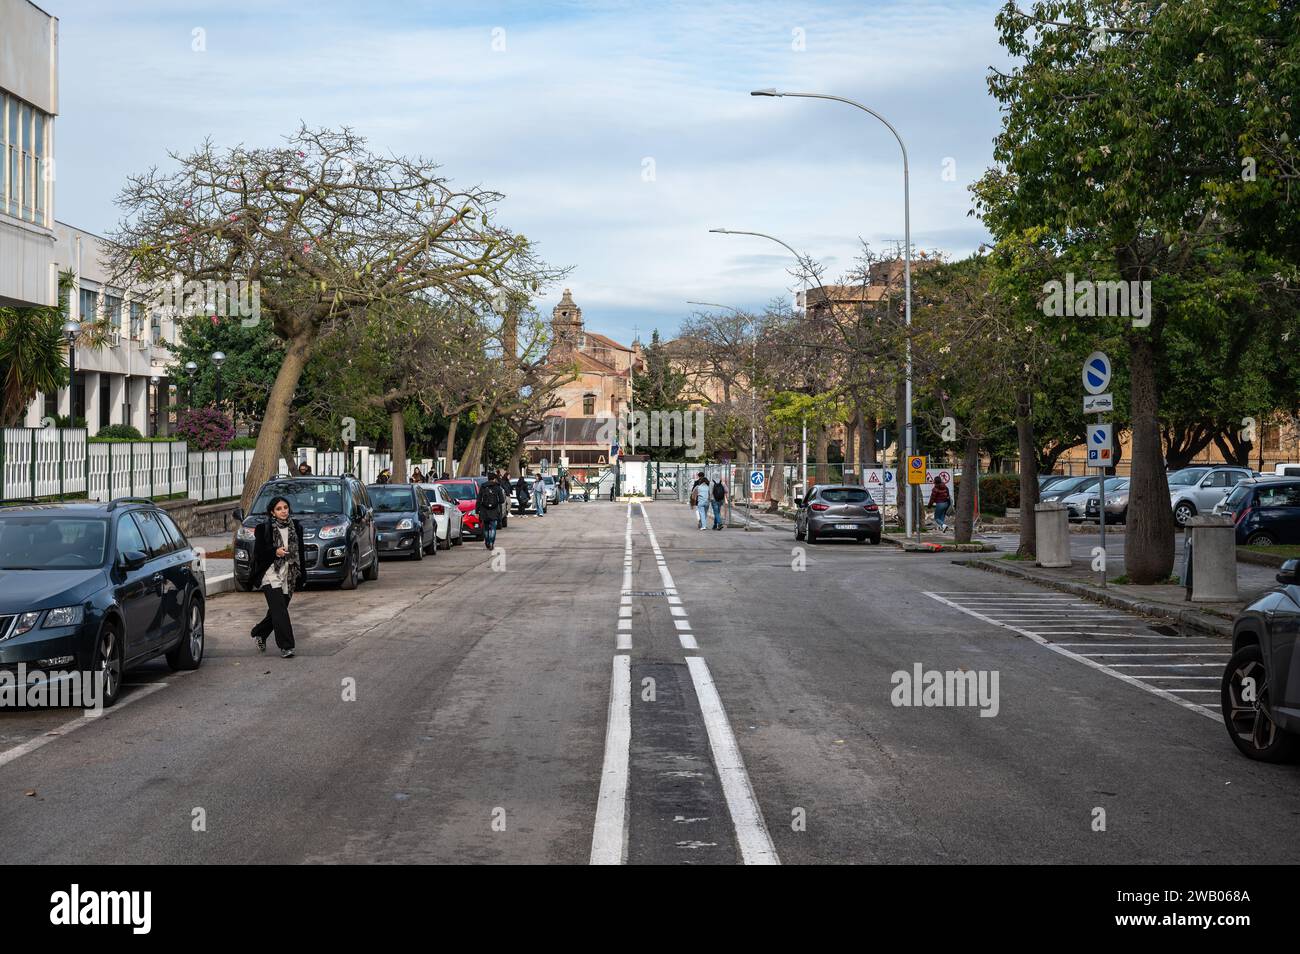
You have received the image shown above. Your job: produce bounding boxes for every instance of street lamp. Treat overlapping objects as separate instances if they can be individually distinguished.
[749,88,917,539]
[210,351,225,408]
[184,360,198,406]
[149,375,160,437]
[62,320,80,421]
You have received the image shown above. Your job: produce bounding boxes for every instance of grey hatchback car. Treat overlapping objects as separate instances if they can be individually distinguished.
[795,485,882,544]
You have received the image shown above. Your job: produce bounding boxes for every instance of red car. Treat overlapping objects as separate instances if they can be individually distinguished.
[434,479,500,538]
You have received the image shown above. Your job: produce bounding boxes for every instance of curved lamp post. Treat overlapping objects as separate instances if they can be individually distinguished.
[210,351,226,408]
[184,360,198,407]
[62,320,80,421]
[748,88,917,539]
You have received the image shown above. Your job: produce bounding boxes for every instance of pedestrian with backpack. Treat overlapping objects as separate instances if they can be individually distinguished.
[930,473,952,532]
[710,478,727,530]
[690,472,710,530]
[475,474,506,549]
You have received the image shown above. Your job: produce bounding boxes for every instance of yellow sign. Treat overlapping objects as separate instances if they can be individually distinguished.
[907,455,927,485]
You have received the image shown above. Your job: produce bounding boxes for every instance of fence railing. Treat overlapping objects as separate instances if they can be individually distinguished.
[87,441,187,501]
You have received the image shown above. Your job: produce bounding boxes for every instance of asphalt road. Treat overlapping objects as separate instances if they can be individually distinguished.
[1,499,1297,864]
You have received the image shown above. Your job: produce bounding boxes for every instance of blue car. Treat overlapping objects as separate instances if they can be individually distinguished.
[1220,477,1300,546]
[0,499,206,707]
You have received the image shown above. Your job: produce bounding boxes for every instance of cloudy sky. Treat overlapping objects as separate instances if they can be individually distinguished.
[51,0,1010,344]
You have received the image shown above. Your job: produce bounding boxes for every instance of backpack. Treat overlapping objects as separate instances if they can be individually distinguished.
[712,481,726,502]
[689,487,699,506]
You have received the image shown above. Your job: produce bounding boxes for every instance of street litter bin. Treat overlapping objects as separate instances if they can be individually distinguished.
[1035,502,1071,568]
[1184,515,1237,602]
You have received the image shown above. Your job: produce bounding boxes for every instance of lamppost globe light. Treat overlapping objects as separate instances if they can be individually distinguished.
[210,351,226,368]
[61,320,80,340]
[184,361,198,374]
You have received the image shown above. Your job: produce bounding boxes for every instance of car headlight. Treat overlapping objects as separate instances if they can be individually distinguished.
[9,612,41,638]
[318,523,348,539]
[42,606,84,628]
[236,525,255,542]
[395,519,414,530]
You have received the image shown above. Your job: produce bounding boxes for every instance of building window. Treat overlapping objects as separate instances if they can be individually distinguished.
[0,92,51,226]
[79,287,98,324]
[582,393,595,415]
[104,294,123,335]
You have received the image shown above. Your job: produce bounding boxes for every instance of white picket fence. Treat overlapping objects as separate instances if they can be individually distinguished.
[1,428,442,504]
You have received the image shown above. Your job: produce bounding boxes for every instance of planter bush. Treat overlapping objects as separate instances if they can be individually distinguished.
[95,423,143,441]
[175,408,235,451]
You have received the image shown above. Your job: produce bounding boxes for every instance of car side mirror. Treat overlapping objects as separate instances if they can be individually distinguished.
[232,507,245,521]
[795,497,805,508]
[120,549,148,571]
[1278,559,1299,586]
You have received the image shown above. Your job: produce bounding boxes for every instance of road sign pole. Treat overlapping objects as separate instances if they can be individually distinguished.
[1099,463,1106,588]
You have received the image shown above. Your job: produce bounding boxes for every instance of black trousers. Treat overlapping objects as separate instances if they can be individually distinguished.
[252,586,295,650]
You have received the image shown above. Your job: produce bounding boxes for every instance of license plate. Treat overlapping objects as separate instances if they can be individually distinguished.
[835,523,856,530]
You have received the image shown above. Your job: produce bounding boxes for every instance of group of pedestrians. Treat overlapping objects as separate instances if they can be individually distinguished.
[690,472,728,530]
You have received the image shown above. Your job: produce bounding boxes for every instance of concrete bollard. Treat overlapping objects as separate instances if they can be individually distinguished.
[1035,502,1071,568]
[1186,515,1238,602]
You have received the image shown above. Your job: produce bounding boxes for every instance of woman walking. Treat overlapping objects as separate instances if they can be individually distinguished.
[930,474,952,532]
[249,496,305,658]
[410,467,426,484]
[690,472,710,530]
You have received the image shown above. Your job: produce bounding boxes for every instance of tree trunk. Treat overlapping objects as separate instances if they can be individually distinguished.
[863,413,878,467]
[1126,333,1175,583]
[445,415,459,477]
[390,407,408,482]
[1015,388,1038,559]
[844,415,858,485]
[768,441,788,510]
[509,430,527,478]
[240,329,315,512]
[954,434,980,544]
[814,426,830,487]
[459,413,495,477]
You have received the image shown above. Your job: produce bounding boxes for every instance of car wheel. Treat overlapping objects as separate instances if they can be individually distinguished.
[1246,531,1276,546]
[795,523,805,541]
[500,515,508,529]
[1174,501,1197,526]
[869,533,881,545]
[166,597,205,671]
[234,574,252,592]
[452,526,464,546]
[94,622,124,707]
[363,549,380,581]
[340,546,360,590]
[412,538,424,560]
[807,524,818,544]
[1222,644,1300,762]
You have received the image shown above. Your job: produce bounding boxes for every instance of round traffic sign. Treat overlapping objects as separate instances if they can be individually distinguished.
[1083,352,1111,395]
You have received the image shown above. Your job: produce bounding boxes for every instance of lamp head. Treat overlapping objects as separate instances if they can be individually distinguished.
[184,360,198,375]
[750,88,781,97]
[62,320,80,341]
[210,351,226,368]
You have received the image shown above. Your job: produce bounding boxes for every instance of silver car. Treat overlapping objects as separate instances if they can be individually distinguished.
[1083,477,1130,524]
[1168,466,1255,526]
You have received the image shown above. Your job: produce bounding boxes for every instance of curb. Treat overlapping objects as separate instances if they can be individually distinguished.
[1237,550,1289,569]
[882,533,997,553]
[958,557,1233,638]
[205,572,238,598]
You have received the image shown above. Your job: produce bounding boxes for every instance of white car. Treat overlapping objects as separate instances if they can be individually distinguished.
[417,483,464,549]
[542,474,559,504]
[1167,466,1255,526]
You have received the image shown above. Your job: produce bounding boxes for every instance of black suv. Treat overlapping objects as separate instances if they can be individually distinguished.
[1223,559,1300,761]
[233,475,379,590]
[0,499,206,707]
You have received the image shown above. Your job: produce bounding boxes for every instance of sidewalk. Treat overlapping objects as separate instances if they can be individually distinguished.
[191,532,237,598]
[958,554,1270,638]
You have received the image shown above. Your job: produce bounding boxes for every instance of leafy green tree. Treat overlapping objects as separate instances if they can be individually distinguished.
[0,272,76,426]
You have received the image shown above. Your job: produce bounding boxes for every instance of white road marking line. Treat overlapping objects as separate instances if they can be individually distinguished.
[617,632,632,651]
[590,654,632,865]
[1168,688,1219,693]
[619,606,632,617]
[668,596,682,605]
[1056,643,1224,648]
[1145,676,1220,680]
[1079,652,1229,657]
[924,592,1219,722]
[673,620,692,630]
[0,681,169,770]
[618,619,632,630]
[679,634,699,650]
[1109,663,1223,668]
[670,607,687,617]
[685,656,779,865]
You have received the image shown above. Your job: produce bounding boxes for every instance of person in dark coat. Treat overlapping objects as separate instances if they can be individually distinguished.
[515,474,529,514]
[475,474,507,549]
[248,496,307,658]
[930,474,952,531]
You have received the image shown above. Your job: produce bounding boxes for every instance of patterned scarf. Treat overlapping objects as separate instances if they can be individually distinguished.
[272,517,301,588]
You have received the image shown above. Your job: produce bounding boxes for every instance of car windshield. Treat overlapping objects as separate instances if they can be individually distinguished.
[1049,477,1092,495]
[1168,468,1209,487]
[438,482,478,501]
[0,515,108,569]
[1223,483,1253,511]
[251,481,344,515]
[369,487,417,512]
[822,488,870,503]
[1100,478,1130,493]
